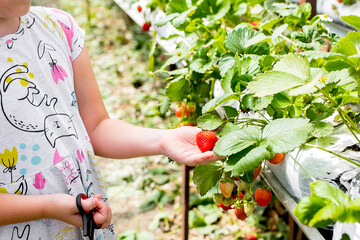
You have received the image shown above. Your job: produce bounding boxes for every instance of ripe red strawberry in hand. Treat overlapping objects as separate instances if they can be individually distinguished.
[254,188,272,207]
[219,180,235,198]
[142,22,151,31]
[234,206,247,221]
[268,153,285,165]
[196,131,218,152]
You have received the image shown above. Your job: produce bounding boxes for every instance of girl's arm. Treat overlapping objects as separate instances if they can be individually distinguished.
[0,193,110,227]
[73,47,220,166]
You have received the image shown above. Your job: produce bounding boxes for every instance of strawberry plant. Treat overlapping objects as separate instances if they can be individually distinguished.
[149,0,360,234]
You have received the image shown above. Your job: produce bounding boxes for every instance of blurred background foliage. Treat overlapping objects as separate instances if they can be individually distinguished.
[30,1,289,239]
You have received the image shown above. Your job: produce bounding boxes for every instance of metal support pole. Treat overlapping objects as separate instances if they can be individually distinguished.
[181,165,190,240]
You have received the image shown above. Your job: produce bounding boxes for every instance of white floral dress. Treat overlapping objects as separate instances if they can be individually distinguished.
[0,6,115,240]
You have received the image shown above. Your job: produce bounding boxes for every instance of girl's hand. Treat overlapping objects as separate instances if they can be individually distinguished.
[160,126,223,166]
[47,194,111,228]
[91,194,112,228]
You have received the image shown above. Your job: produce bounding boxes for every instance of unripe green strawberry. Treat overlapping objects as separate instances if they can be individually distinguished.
[244,202,255,216]
[196,131,218,152]
[213,193,224,205]
[220,179,235,198]
[254,188,272,207]
[222,197,233,207]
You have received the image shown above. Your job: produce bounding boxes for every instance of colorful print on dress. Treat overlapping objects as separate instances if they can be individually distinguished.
[55,226,76,240]
[0,59,78,148]
[37,40,68,84]
[59,159,79,185]
[11,224,30,240]
[0,15,35,49]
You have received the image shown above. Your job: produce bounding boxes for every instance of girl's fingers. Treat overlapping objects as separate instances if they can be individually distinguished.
[92,200,111,227]
[81,197,98,212]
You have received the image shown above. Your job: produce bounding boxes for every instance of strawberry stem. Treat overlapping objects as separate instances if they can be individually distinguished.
[305,143,360,168]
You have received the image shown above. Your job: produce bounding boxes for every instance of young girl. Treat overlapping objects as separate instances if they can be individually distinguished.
[0,1,220,239]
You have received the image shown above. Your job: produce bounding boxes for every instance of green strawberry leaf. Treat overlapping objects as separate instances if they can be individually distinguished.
[221,66,236,93]
[346,31,360,54]
[249,70,305,97]
[311,121,334,138]
[341,15,360,31]
[271,92,292,109]
[189,46,216,73]
[273,53,310,81]
[306,103,335,122]
[197,114,224,130]
[220,122,240,136]
[202,92,239,114]
[193,162,223,196]
[192,0,230,20]
[246,42,270,55]
[166,77,189,101]
[259,18,281,33]
[248,54,327,97]
[242,94,273,111]
[326,68,356,86]
[225,27,263,54]
[218,53,235,77]
[158,97,170,115]
[300,51,346,61]
[287,68,325,96]
[172,7,197,28]
[213,126,261,156]
[309,204,343,228]
[261,118,313,153]
[166,0,189,14]
[294,195,331,225]
[155,13,179,27]
[295,180,360,228]
[229,145,267,176]
[311,180,351,205]
[332,38,358,57]
[272,24,288,41]
[239,56,261,76]
[223,106,238,119]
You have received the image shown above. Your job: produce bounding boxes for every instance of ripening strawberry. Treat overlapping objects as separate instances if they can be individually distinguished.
[213,193,223,205]
[234,206,247,221]
[137,5,142,12]
[244,202,255,216]
[253,165,261,179]
[222,197,233,207]
[218,202,232,211]
[219,180,235,198]
[250,21,258,26]
[268,153,285,165]
[142,22,151,31]
[246,234,257,240]
[196,131,218,152]
[254,188,272,207]
[232,191,244,200]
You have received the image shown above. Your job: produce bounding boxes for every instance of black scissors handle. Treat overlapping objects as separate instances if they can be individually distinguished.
[76,193,102,240]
